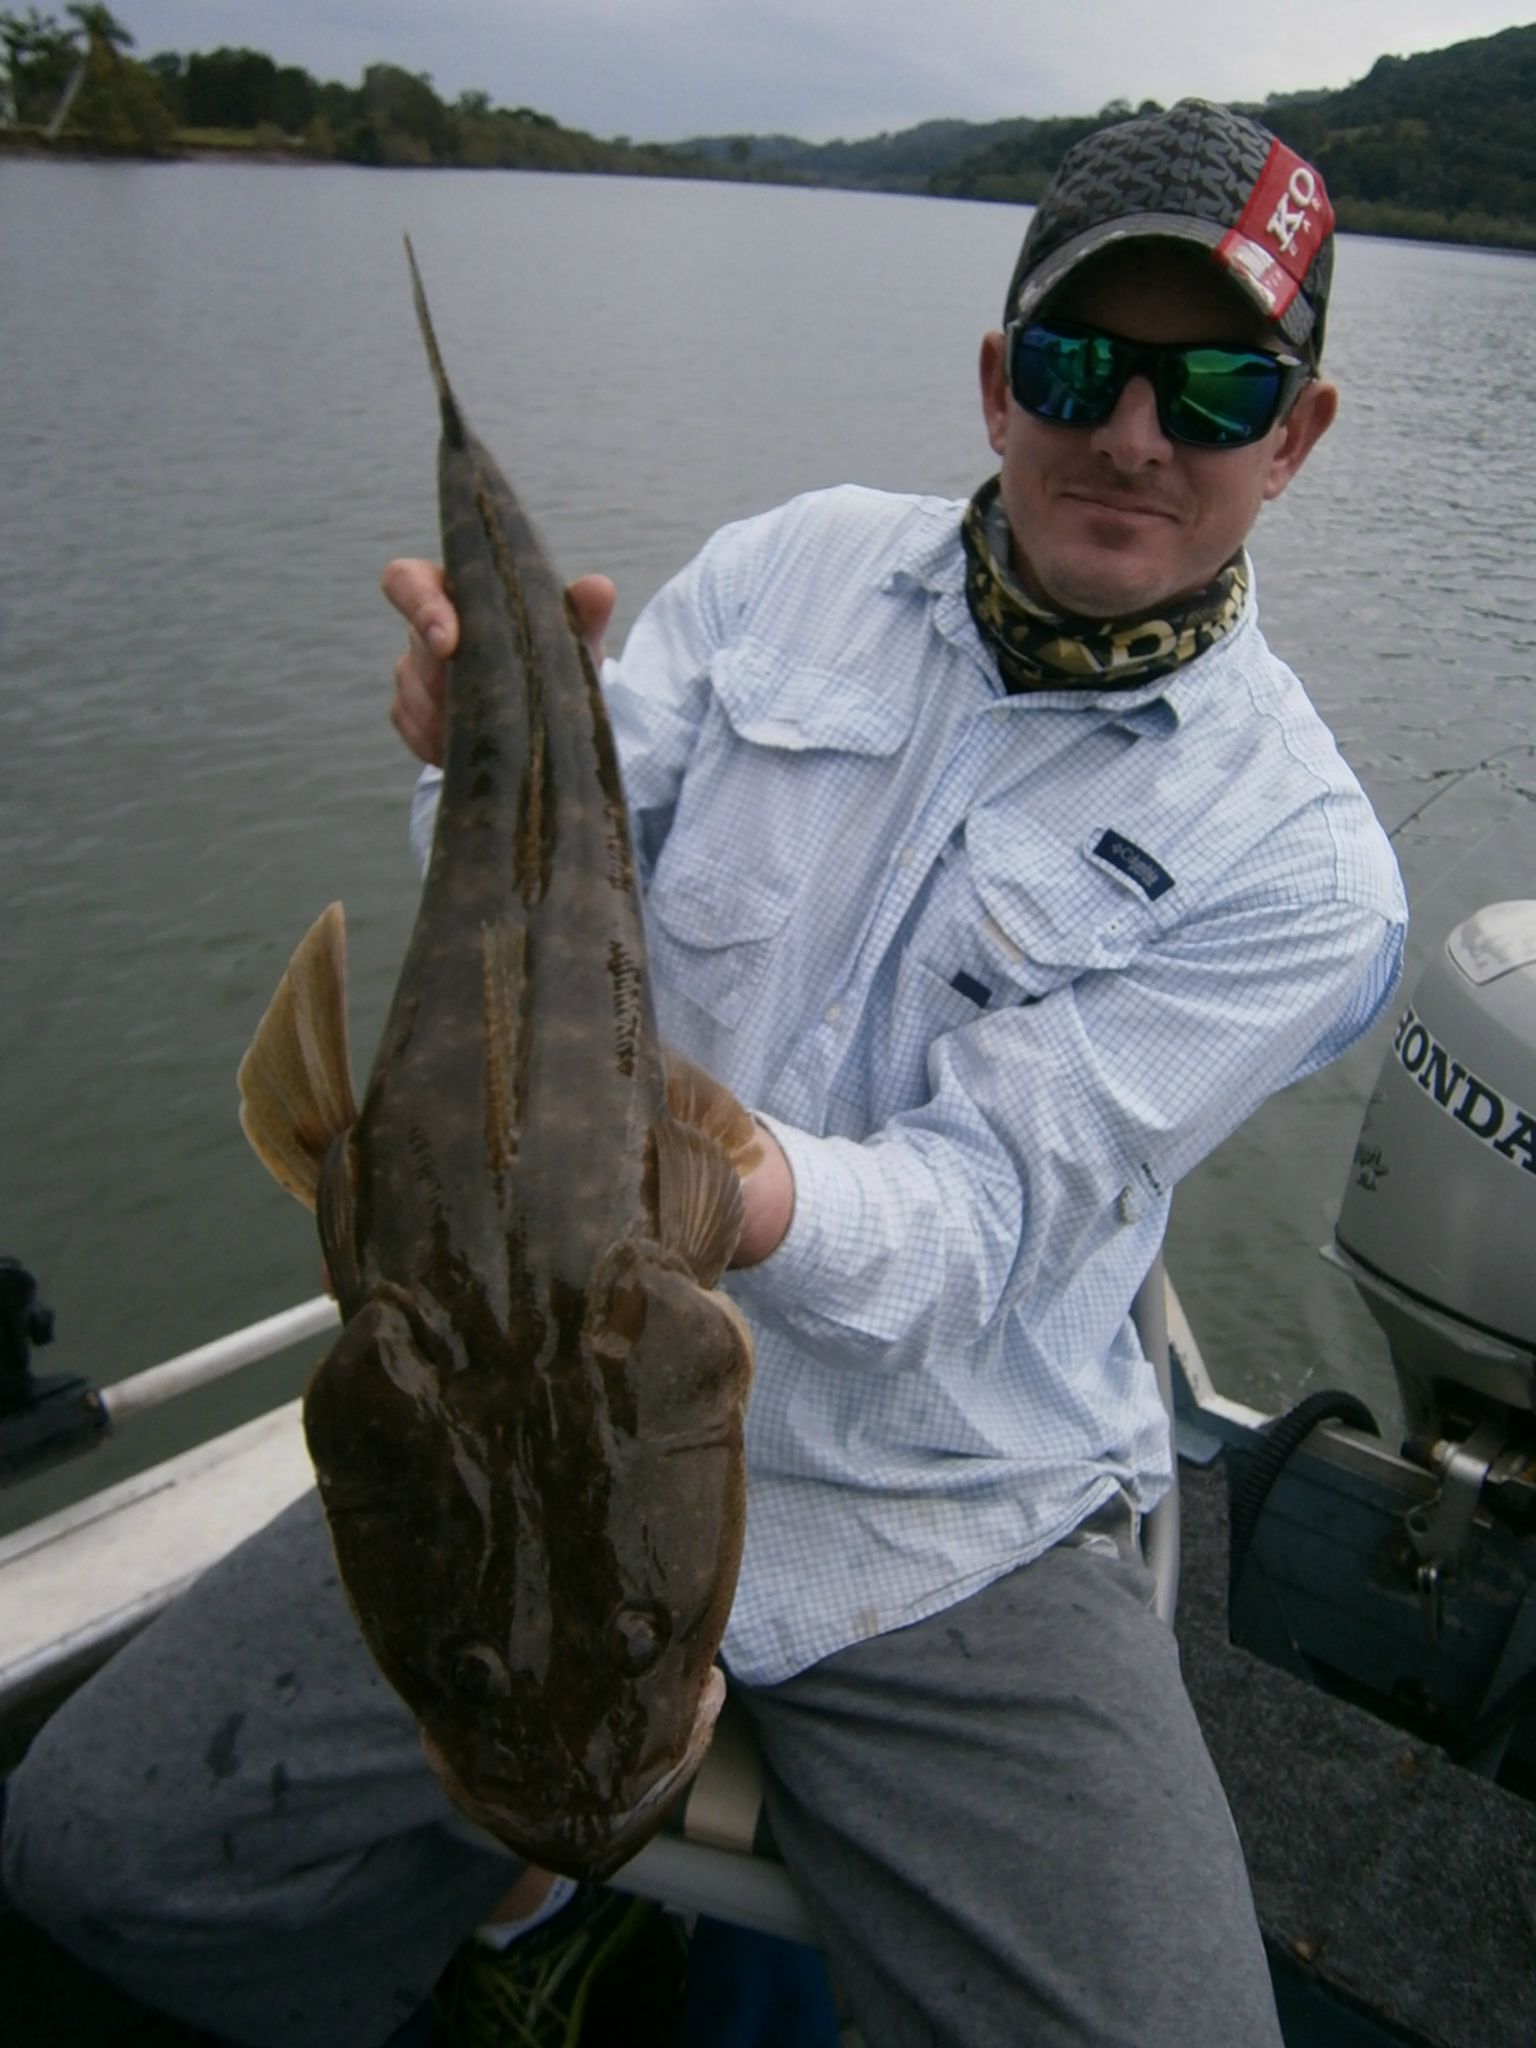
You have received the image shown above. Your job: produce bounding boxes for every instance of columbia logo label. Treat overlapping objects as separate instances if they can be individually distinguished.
[949,970,991,1007]
[1093,831,1173,902]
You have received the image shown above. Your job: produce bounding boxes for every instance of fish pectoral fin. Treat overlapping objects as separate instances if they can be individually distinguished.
[653,1112,746,1287]
[664,1049,764,1176]
[237,903,360,1212]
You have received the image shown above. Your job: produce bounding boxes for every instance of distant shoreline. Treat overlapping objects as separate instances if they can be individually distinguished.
[6,128,1533,258]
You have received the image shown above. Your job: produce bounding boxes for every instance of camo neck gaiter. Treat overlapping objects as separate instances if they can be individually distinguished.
[959,474,1249,695]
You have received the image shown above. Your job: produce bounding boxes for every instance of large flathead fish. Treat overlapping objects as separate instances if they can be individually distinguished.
[237,241,757,1879]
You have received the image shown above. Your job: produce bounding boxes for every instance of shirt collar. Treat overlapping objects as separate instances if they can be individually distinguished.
[881,496,974,598]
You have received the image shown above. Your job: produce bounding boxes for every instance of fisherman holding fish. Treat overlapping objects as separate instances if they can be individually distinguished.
[5,100,1404,2048]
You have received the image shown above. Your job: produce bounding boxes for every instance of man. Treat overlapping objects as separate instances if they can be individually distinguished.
[4,100,1403,2047]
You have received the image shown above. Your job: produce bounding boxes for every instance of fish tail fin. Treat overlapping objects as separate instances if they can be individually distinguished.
[237,902,360,1211]
[403,234,466,449]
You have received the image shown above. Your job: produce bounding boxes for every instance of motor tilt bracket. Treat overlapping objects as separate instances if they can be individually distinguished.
[1403,1419,1511,1645]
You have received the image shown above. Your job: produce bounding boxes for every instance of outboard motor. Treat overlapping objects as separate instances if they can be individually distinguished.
[1331,902,1536,1642]
[1334,901,1536,1438]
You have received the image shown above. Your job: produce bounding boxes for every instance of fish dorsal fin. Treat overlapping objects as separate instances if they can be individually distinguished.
[653,1114,746,1288]
[403,235,466,450]
[665,1050,764,1177]
[237,902,360,1212]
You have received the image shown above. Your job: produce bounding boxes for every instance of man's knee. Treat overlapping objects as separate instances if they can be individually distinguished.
[2,1712,157,1950]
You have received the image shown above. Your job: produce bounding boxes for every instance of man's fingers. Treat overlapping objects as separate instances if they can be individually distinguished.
[385,560,614,772]
[384,559,453,768]
[390,648,445,766]
[381,556,458,659]
[568,574,617,666]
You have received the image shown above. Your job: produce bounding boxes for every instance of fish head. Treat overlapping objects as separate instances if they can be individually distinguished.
[421,1661,728,1878]
[302,1262,752,1878]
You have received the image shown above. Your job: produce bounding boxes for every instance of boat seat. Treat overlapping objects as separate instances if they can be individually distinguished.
[611,1251,1180,1940]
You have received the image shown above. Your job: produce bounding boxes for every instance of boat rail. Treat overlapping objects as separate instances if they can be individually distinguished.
[98,1295,340,1426]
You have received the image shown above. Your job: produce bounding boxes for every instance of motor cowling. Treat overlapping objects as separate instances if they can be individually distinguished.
[1333,901,1536,1436]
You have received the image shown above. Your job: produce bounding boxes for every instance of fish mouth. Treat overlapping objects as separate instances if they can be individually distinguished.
[591,1665,728,1870]
[423,1667,728,1879]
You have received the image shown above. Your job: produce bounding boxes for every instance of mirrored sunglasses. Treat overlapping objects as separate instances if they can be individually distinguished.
[1006,319,1309,450]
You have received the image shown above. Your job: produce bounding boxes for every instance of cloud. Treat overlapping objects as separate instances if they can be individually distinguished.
[117,0,1536,142]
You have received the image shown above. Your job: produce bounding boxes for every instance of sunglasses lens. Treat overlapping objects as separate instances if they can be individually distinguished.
[1011,327,1123,426]
[1166,350,1285,447]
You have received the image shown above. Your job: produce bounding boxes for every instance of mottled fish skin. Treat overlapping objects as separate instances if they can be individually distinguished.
[245,243,754,1880]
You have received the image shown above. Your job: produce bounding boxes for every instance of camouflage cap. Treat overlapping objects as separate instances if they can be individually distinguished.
[1004,99,1335,364]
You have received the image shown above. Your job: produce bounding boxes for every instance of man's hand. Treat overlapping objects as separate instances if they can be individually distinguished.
[382,558,456,767]
[733,1125,795,1267]
[382,558,617,767]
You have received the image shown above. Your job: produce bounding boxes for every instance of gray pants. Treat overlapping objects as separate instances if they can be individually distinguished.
[2,1490,1281,2048]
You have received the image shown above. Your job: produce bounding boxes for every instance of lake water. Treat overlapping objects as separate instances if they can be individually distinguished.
[3,157,1535,1531]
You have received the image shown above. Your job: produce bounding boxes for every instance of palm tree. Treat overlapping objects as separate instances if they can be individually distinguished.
[64,2,132,55]
[44,1,129,137]
[1,7,70,125]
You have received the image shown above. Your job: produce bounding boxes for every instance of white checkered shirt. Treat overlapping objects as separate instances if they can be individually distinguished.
[411,485,1406,1687]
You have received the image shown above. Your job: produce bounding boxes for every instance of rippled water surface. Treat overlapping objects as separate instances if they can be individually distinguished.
[3,159,1535,1527]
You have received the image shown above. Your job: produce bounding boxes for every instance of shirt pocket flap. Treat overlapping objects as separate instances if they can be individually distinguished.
[645,863,793,1031]
[967,806,1172,979]
[646,864,792,951]
[711,641,916,757]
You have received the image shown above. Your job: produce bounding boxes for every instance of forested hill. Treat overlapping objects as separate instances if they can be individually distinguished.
[723,22,1536,247]
[1264,25,1536,235]
[5,8,1536,252]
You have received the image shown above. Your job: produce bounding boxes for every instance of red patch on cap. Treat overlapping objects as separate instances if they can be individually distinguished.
[1216,139,1334,324]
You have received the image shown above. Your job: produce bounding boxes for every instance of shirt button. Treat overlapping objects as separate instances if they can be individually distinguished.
[824,1001,845,1026]
[895,846,916,868]
[1116,1184,1144,1224]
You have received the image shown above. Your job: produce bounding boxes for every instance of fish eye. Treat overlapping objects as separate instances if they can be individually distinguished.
[611,1604,670,1675]
[446,1639,511,1703]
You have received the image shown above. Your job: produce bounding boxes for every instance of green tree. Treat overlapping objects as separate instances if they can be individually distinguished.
[1,8,79,125]
[52,1,174,145]
[183,47,279,129]
[356,62,456,164]
[64,1,130,54]
[268,64,314,134]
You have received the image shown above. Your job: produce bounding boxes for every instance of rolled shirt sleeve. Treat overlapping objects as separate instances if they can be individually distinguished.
[735,895,1401,1374]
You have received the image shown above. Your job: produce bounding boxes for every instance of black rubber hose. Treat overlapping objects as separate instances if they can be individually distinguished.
[1228,1389,1380,1624]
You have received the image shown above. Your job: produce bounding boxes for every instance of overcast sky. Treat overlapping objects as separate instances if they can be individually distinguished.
[110,2,1536,143]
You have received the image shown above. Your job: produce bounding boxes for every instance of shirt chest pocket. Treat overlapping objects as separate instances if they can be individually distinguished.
[911,805,1177,1018]
[645,867,794,1030]
[645,641,920,1031]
